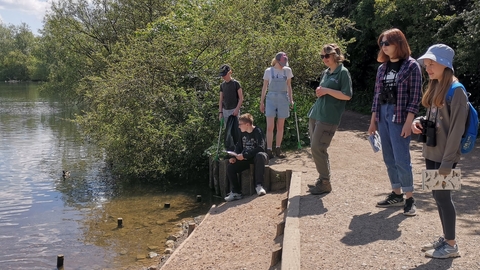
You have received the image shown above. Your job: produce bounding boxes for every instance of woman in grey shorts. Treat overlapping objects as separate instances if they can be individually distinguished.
[260,52,294,159]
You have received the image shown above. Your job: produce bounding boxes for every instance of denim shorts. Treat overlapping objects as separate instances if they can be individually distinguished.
[265,92,290,118]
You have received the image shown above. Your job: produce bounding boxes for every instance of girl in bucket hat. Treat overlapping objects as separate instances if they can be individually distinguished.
[368,28,423,216]
[411,44,467,259]
[260,52,294,159]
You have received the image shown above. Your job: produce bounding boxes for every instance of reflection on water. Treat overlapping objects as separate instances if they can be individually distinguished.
[0,83,216,269]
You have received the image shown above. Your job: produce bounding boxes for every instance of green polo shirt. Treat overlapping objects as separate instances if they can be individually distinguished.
[308,63,353,125]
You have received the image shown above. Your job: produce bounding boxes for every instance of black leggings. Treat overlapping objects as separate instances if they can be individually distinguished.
[426,159,457,240]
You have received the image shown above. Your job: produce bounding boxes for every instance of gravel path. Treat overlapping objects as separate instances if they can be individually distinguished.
[156,110,480,270]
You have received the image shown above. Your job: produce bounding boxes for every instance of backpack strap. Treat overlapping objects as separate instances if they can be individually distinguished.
[446,81,467,104]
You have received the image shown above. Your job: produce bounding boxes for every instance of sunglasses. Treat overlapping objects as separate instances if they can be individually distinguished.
[320,54,332,59]
[379,41,391,47]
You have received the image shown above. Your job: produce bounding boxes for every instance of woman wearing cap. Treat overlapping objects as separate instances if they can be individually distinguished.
[411,44,466,259]
[368,28,422,216]
[307,43,353,195]
[260,52,294,159]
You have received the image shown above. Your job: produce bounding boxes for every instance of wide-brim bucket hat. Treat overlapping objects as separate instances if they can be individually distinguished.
[417,44,455,71]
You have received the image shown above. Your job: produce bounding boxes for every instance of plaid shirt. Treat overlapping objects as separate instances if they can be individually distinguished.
[371,57,422,123]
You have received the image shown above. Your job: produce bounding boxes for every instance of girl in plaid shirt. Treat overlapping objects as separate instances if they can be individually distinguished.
[368,28,422,216]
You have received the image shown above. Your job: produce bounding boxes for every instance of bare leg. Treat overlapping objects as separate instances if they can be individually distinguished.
[266,116,275,149]
[275,118,285,147]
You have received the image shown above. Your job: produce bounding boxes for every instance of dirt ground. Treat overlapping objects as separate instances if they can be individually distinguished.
[154,110,480,270]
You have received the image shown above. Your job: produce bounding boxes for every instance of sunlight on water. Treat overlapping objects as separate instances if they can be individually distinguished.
[0,83,214,269]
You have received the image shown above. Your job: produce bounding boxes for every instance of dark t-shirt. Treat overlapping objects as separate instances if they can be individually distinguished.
[234,126,266,160]
[220,79,241,110]
[382,60,403,90]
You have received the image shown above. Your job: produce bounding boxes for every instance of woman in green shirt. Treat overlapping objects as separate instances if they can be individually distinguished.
[307,44,353,195]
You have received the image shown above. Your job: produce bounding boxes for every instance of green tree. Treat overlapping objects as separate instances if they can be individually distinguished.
[75,0,352,181]
[0,23,40,81]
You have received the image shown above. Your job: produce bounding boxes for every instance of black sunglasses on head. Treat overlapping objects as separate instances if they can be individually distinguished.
[380,41,391,47]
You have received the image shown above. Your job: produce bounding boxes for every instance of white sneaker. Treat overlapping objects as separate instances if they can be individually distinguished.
[224,192,243,202]
[256,185,266,196]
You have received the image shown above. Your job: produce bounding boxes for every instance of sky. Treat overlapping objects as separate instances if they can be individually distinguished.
[0,0,51,35]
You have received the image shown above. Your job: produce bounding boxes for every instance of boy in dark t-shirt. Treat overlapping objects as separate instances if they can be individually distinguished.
[224,113,268,202]
[218,64,244,123]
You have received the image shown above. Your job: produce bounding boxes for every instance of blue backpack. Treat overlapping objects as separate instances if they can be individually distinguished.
[446,82,479,154]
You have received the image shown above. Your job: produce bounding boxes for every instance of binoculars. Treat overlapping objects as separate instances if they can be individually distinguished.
[416,119,436,147]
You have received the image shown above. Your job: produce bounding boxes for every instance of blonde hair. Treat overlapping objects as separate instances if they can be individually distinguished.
[422,68,456,108]
[239,113,254,125]
[322,43,345,63]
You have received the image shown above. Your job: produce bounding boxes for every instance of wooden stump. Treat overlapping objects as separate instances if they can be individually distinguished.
[269,167,287,191]
[212,160,220,196]
[217,159,230,198]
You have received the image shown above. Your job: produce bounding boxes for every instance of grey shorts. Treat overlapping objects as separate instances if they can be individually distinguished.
[265,92,290,118]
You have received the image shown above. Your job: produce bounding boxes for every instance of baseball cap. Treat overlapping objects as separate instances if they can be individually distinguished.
[219,64,231,77]
[275,52,288,67]
[417,44,455,71]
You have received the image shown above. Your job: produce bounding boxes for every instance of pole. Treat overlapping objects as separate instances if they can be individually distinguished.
[294,103,301,149]
[215,118,224,160]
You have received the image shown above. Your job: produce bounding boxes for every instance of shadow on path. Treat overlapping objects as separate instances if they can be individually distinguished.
[341,208,407,246]
[410,258,454,270]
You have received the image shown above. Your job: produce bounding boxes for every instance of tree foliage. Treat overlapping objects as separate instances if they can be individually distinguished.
[0,23,46,81]
[31,0,480,182]
[68,0,352,181]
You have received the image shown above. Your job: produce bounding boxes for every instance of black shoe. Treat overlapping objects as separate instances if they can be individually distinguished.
[266,149,274,159]
[403,197,417,216]
[275,147,286,158]
[376,191,404,207]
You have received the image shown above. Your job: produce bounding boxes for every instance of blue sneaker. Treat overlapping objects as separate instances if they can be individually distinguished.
[425,242,460,259]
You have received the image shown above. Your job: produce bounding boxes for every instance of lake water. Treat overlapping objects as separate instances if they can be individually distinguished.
[0,83,216,269]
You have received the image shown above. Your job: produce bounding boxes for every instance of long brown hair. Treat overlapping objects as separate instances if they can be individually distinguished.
[377,28,411,63]
[421,68,456,108]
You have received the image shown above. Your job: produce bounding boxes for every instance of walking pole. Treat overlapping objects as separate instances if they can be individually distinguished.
[215,118,224,160]
[294,103,301,149]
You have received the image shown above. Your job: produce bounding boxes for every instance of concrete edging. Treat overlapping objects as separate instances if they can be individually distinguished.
[160,204,217,269]
[281,171,302,270]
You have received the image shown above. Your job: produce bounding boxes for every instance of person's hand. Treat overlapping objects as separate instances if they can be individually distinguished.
[219,112,223,121]
[260,103,265,113]
[411,120,423,134]
[290,100,294,109]
[401,121,412,138]
[236,154,245,161]
[229,157,236,164]
[368,122,377,135]
[438,167,451,176]
[233,109,239,116]
[315,86,327,97]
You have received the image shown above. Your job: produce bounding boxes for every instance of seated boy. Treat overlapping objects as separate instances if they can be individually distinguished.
[225,113,268,202]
